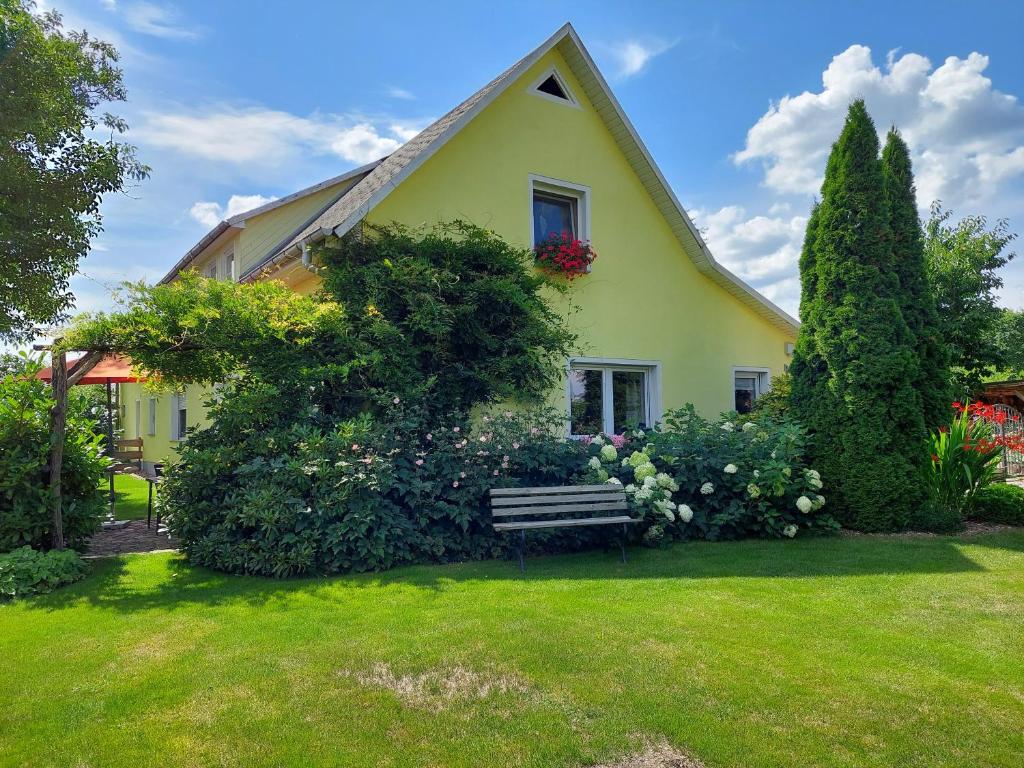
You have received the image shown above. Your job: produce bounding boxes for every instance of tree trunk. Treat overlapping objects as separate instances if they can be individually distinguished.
[49,351,67,550]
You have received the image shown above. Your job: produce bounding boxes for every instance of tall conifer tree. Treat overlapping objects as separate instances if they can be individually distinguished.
[882,129,950,429]
[791,101,927,531]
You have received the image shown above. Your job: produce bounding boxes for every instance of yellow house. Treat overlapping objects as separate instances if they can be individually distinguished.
[120,23,797,471]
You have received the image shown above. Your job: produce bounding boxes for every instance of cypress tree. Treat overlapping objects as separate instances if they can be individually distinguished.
[881,128,951,430]
[791,100,927,531]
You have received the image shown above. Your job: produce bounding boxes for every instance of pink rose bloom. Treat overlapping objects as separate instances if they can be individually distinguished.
[503,455,510,462]
[460,472,466,479]
[351,444,360,451]
[479,435,488,442]
[415,459,424,466]
[452,481,459,488]
[493,469,500,476]
[426,433,433,441]
[512,442,520,450]
[393,397,401,404]
[453,426,460,433]
[504,411,513,418]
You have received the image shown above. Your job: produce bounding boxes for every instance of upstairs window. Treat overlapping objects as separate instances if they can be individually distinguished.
[533,191,577,247]
[530,175,590,249]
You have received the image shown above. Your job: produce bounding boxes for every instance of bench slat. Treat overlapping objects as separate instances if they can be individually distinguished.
[492,501,628,518]
[489,485,619,497]
[492,492,625,507]
[494,516,639,531]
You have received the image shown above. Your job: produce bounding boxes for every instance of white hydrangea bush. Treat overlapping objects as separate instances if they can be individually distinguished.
[578,406,838,543]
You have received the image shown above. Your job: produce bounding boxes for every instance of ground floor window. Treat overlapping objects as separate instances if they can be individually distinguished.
[170,393,187,440]
[147,398,157,436]
[734,368,770,414]
[567,359,659,437]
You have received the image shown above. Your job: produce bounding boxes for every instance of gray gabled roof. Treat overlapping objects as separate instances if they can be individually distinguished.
[242,23,798,334]
[160,159,384,284]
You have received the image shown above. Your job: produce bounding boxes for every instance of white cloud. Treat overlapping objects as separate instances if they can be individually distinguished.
[188,194,276,228]
[135,106,417,169]
[690,205,809,316]
[121,2,200,41]
[734,45,1024,209]
[386,86,415,100]
[606,38,677,79]
[101,0,117,9]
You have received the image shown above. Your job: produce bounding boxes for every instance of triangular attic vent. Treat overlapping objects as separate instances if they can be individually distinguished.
[537,74,568,100]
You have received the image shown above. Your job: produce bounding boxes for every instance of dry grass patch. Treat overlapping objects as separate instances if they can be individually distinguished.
[589,737,704,768]
[339,662,531,712]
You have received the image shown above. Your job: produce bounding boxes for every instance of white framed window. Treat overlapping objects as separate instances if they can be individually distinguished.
[225,250,235,282]
[527,66,580,109]
[147,398,157,436]
[529,174,591,248]
[134,399,141,439]
[733,368,771,414]
[170,393,187,440]
[566,358,661,437]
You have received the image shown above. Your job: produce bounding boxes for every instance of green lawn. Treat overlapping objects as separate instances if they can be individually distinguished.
[2,533,1023,768]
[98,472,152,521]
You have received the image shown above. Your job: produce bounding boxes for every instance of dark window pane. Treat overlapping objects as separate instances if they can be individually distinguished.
[533,193,576,246]
[569,369,603,436]
[735,375,757,414]
[613,371,646,433]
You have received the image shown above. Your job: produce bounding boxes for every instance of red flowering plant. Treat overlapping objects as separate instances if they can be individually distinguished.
[926,401,1007,520]
[533,231,597,280]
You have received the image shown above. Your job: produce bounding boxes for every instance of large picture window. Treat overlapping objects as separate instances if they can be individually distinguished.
[567,360,659,437]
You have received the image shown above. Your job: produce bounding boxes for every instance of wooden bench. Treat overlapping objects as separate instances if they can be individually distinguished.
[112,438,144,473]
[489,484,640,572]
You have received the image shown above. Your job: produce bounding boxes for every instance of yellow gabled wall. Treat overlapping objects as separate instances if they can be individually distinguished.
[368,48,793,418]
[118,383,212,470]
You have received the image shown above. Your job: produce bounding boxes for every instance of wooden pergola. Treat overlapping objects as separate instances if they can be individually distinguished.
[34,345,149,548]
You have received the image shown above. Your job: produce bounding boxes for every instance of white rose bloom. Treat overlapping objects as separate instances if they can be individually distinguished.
[625,484,636,494]
[635,487,653,501]
[721,422,734,432]
[747,483,761,498]
[796,495,813,513]
[655,472,672,488]
[700,482,715,495]
[678,504,694,523]
[607,477,622,485]
[771,450,777,459]
[742,421,757,432]
[805,469,821,480]
[809,477,823,490]
[642,475,657,490]
[600,444,618,462]
[588,456,602,470]
[783,524,798,538]
[753,469,760,478]
[669,481,680,492]
[724,464,738,474]
[591,435,605,446]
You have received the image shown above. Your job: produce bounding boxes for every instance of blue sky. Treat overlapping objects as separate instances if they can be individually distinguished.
[42,0,1024,319]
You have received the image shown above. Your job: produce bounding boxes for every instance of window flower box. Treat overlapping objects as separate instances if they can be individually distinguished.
[533,231,596,280]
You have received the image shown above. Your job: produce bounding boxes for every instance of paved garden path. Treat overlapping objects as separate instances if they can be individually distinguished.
[85,521,178,558]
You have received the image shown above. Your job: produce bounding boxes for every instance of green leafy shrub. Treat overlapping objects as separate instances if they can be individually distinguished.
[581,406,838,543]
[924,403,1002,527]
[970,484,1024,526]
[0,546,89,600]
[163,384,587,577]
[0,357,107,551]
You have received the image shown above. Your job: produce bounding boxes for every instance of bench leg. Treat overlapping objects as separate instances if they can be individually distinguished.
[518,529,526,574]
[620,522,628,564]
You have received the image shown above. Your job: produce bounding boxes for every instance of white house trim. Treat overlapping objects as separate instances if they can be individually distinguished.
[527,65,582,109]
[565,357,663,437]
[528,173,592,246]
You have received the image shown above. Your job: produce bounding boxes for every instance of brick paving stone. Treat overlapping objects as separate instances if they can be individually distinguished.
[85,520,178,557]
